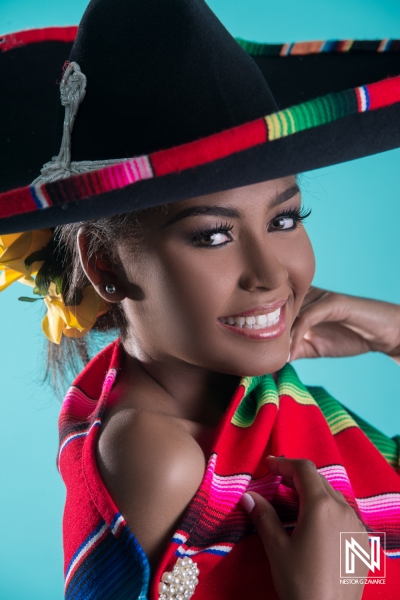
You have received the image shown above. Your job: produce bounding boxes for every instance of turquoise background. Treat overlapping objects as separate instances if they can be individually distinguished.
[0,0,399,597]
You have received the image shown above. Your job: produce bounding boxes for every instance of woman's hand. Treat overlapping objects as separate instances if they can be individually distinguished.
[241,456,369,600]
[290,287,400,363]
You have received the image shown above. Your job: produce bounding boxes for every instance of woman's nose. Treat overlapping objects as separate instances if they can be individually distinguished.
[238,236,288,292]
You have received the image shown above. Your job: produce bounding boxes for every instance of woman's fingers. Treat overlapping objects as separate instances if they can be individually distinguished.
[271,457,349,506]
[290,291,344,360]
[265,456,328,505]
[291,286,400,361]
[240,491,288,555]
[280,471,346,501]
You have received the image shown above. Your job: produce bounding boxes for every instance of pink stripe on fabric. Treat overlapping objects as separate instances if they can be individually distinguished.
[60,386,97,418]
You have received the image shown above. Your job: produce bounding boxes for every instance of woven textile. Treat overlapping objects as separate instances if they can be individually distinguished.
[2,74,400,224]
[58,341,400,599]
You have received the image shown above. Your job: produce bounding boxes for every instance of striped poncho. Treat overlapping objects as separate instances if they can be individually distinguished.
[58,340,400,599]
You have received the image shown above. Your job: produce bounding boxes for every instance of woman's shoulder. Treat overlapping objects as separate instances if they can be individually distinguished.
[96,403,207,566]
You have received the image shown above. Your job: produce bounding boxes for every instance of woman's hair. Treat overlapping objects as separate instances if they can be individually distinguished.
[47,209,150,395]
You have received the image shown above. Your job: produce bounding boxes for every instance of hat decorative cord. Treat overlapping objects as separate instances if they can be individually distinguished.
[33,62,126,185]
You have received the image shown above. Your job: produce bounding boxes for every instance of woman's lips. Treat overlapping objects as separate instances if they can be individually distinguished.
[217,302,287,340]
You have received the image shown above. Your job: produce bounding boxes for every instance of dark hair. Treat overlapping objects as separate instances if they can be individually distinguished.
[46,209,151,396]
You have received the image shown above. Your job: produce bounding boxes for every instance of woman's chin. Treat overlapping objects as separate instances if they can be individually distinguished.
[215,352,291,378]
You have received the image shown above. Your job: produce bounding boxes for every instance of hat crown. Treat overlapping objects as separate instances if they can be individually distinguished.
[68,0,277,161]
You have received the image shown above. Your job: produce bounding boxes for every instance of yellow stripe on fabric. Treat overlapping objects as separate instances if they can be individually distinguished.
[307,386,360,436]
[326,412,359,436]
[278,381,318,405]
[239,375,253,397]
[231,374,278,427]
[265,113,282,140]
[276,111,289,137]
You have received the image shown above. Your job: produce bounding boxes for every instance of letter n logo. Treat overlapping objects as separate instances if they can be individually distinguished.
[340,532,386,578]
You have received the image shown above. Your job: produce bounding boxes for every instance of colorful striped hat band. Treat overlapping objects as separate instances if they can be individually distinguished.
[33,62,126,185]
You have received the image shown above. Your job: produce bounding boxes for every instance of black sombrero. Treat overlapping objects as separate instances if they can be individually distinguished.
[1,0,400,235]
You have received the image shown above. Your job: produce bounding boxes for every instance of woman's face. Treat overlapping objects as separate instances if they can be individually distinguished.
[105,176,315,376]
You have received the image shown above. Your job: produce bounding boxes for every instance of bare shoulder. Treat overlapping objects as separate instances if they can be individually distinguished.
[96,407,206,566]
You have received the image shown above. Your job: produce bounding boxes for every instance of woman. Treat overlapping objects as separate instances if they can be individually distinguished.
[0,0,399,598]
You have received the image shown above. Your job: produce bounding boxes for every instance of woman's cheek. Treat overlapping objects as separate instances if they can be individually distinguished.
[293,232,316,299]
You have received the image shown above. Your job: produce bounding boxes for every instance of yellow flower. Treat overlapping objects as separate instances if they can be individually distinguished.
[42,282,110,344]
[0,229,53,291]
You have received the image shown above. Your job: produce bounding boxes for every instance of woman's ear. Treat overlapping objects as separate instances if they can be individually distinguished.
[77,227,127,302]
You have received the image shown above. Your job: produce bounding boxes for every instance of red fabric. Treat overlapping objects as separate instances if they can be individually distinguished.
[0,26,78,53]
[59,342,400,599]
[368,75,400,109]
[0,187,37,218]
[151,118,267,176]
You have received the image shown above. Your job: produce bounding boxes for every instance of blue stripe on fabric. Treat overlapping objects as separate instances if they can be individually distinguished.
[363,86,371,110]
[29,186,45,209]
[59,432,89,460]
[110,512,122,531]
[286,42,294,55]
[205,548,230,556]
[383,39,392,51]
[66,527,150,600]
[67,532,138,599]
[65,520,107,580]
[322,40,337,52]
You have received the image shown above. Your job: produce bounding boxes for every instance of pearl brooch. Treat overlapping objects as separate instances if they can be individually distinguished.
[158,557,200,600]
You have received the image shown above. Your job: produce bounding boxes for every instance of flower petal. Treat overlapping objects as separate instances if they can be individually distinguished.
[0,268,25,291]
[42,301,65,344]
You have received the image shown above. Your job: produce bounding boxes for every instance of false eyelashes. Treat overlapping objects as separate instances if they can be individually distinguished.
[191,206,312,247]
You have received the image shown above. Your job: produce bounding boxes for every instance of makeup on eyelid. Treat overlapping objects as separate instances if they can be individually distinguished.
[190,206,311,247]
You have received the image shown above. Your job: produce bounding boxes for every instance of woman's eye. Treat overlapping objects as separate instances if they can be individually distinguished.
[270,216,295,230]
[196,231,231,246]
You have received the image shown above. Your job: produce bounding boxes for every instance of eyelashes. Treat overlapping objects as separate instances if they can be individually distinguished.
[190,206,312,247]
[276,206,312,221]
[191,221,234,247]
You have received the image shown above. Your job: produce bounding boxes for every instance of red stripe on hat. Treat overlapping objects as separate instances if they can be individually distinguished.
[367,75,400,110]
[0,187,38,218]
[0,26,78,53]
[151,119,267,177]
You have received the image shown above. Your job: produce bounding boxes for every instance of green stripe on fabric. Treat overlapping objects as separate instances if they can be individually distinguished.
[277,364,318,405]
[235,38,283,56]
[232,364,319,428]
[306,386,359,435]
[232,374,278,427]
[307,386,399,469]
[265,87,358,142]
[345,405,399,470]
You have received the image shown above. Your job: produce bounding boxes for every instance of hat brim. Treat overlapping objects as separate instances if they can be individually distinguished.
[1,27,399,234]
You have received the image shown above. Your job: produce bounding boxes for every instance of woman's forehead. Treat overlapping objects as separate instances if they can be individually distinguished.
[165,175,299,213]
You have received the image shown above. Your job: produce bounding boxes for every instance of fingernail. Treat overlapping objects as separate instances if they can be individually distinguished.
[240,492,255,513]
[287,352,291,363]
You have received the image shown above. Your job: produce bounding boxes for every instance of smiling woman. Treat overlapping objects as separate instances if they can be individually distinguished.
[1,0,400,599]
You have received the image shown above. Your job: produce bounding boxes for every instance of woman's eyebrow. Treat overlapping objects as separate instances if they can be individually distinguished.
[269,183,301,209]
[161,184,300,228]
[161,205,241,228]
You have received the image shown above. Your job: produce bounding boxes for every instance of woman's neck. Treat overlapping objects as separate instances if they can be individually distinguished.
[117,345,241,427]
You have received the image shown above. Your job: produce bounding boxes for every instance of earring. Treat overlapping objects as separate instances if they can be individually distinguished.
[105,283,116,294]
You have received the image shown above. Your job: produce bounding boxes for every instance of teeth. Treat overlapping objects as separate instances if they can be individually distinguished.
[245,316,256,325]
[220,308,281,329]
